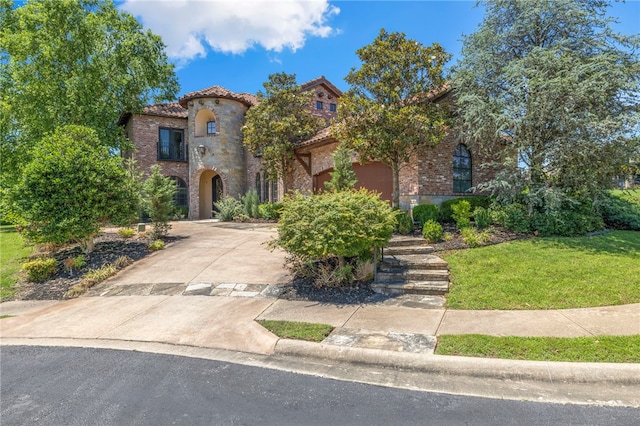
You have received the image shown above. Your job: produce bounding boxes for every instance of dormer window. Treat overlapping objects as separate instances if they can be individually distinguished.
[207,121,216,134]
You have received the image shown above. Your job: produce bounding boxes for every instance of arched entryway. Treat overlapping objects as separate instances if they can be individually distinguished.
[199,170,224,219]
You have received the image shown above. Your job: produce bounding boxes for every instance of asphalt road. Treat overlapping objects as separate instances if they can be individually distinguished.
[1,346,638,425]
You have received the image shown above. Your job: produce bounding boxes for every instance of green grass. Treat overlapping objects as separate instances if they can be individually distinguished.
[258,320,334,342]
[436,334,640,363]
[443,230,640,310]
[610,188,640,201]
[0,225,34,300]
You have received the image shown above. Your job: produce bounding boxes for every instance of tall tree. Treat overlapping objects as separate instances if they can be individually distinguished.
[333,29,451,208]
[453,0,640,206]
[0,0,179,189]
[7,125,138,253]
[242,72,325,194]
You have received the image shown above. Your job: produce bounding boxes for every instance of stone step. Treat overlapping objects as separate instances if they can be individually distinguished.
[387,236,426,248]
[377,269,449,282]
[381,254,448,270]
[384,245,435,256]
[371,280,449,296]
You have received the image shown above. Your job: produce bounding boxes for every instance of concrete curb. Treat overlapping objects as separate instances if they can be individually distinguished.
[274,339,640,385]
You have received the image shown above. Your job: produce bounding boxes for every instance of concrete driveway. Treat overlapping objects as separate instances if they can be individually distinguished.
[88,221,291,296]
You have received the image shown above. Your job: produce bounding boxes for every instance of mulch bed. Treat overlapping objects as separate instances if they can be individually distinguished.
[11,231,162,301]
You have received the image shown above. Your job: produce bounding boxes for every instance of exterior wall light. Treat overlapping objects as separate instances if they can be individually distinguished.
[198,144,206,155]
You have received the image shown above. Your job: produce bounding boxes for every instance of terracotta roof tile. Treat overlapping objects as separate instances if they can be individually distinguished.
[179,86,257,108]
[141,102,188,118]
[295,126,335,149]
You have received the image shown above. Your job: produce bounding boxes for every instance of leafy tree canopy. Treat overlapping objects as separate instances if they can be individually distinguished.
[453,0,640,206]
[333,29,452,208]
[242,72,325,193]
[0,0,179,183]
[7,125,139,253]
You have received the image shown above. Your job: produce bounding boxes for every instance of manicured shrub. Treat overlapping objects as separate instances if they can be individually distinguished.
[258,202,283,220]
[395,211,413,235]
[461,227,490,247]
[22,258,57,282]
[412,204,439,227]
[214,196,243,221]
[452,200,472,229]
[422,219,443,243]
[272,189,395,287]
[473,207,492,229]
[439,196,492,222]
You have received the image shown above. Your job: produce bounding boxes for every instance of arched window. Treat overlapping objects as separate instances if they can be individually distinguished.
[195,108,217,137]
[271,180,279,202]
[453,144,472,193]
[171,177,189,209]
[255,173,262,202]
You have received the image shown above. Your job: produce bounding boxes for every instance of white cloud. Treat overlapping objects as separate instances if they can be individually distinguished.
[120,0,340,63]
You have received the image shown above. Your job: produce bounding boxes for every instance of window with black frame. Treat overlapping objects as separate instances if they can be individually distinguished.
[453,144,472,193]
[159,128,186,161]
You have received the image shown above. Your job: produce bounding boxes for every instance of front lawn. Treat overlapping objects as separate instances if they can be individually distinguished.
[443,230,640,310]
[436,334,640,363]
[0,225,34,300]
[258,320,334,342]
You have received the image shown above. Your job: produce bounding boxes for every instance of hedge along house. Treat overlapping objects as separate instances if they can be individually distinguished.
[119,76,498,219]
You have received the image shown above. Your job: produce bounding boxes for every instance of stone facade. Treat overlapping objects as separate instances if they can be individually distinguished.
[122,76,500,220]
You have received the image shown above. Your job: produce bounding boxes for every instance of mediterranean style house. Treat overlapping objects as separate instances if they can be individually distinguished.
[118,76,497,220]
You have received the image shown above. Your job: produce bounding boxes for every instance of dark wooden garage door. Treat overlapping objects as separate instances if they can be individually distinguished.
[315,161,392,202]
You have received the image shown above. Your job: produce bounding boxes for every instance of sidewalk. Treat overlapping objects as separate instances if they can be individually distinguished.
[2,220,639,406]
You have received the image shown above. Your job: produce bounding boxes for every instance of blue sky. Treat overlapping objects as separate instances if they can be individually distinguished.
[118,0,640,98]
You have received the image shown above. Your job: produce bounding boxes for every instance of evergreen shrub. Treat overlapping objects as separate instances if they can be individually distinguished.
[439,196,492,222]
[395,211,413,235]
[412,204,439,227]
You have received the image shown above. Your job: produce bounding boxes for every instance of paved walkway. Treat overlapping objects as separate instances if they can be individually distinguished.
[1,220,639,405]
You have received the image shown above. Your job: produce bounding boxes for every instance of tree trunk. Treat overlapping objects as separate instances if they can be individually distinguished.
[392,162,401,209]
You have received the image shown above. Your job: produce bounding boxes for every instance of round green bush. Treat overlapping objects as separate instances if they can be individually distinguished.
[422,219,443,243]
[273,189,395,263]
[412,204,439,227]
[22,258,57,282]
